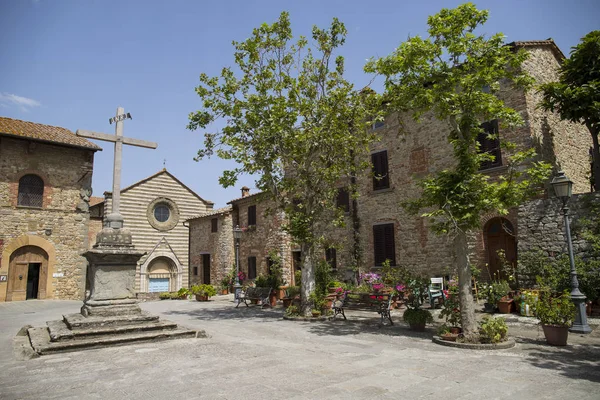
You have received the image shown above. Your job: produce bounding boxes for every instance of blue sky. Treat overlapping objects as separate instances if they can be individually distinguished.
[1,0,598,208]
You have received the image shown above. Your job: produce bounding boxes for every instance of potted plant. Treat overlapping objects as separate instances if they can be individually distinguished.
[536,290,575,346]
[438,324,458,342]
[403,307,433,331]
[159,292,171,300]
[311,309,322,318]
[327,280,344,294]
[520,290,539,316]
[282,286,300,308]
[497,296,514,314]
[479,316,509,344]
[438,278,461,332]
[220,276,230,295]
[176,287,190,300]
[191,284,217,301]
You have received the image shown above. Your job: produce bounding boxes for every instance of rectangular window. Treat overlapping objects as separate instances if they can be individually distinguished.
[248,257,257,280]
[478,120,502,170]
[248,205,257,226]
[325,248,337,271]
[371,150,390,190]
[373,223,396,266]
[211,218,218,233]
[193,266,198,276]
[336,187,350,213]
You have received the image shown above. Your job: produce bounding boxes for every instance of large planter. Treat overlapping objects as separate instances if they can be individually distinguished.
[483,302,497,313]
[195,294,209,302]
[220,289,229,295]
[497,299,514,314]
[269,293,277,307]
[542,324,569,346]
[440,333,458,342]
[408,322,426,332]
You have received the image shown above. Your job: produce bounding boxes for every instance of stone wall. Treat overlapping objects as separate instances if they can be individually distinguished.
[188,208,233,287]
[232,195,293,286]
[0,137,94,301]
[518,192,599,260]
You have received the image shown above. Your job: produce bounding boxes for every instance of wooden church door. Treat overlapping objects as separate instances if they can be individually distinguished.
[7,246,48,301]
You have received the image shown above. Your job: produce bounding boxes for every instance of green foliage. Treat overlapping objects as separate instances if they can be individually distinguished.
[437,324,451,335]
[294,270,302,288]
[254,274,269,288]
[315,260,333,297]
[480,280,510,304]
[439,279,461,327]
[309,291,326,310]
[328,280,344,288]
[191,284,217,297]
[159,292,171,300]
[536,290,575,327]
[285,305,300,317]
[177,288,190,298]
[540,31,600,190]
[266,250,286,289]
[285,286,301,299]
[479,317,508,344]
[403,308,433,325]
[170,292,180,300]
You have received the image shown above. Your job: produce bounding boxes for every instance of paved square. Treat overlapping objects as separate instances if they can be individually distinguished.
[1,297,599,399]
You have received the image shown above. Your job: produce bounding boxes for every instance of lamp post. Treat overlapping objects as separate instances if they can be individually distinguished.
[233,225,243,303]
[551,171,592,334]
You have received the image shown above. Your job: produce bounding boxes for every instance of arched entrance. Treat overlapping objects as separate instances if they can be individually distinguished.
[147,256,177,293]
[484,218,517,281]
[7,246,49,301]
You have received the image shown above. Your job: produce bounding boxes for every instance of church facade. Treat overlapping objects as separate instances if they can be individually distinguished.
[95,169,213,294]
[0,117,100,302]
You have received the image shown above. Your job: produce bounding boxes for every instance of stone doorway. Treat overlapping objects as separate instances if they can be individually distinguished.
[147,256,176,292]
[484,218,516,281]
[202,254,211,284]
[7,246,49,301]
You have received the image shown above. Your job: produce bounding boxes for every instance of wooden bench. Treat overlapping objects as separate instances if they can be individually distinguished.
[332,292,394,326]
[236,287,272,308]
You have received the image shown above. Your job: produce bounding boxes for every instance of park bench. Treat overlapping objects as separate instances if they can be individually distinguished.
[236,287,272,308]
[332,292,394,326]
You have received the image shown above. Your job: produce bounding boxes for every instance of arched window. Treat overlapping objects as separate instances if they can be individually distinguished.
[18,174,44,207]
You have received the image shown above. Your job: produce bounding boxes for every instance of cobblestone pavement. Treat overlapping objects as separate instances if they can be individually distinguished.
[1,297,599,400]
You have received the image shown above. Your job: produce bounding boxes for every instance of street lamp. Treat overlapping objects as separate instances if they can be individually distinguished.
[233,225,243,303]
[551,171,592,334]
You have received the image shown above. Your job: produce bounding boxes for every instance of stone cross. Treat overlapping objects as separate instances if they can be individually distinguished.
[76,107,157,229]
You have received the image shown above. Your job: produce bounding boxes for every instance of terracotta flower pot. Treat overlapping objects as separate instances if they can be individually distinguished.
[542,324,569,346]
[269,293,277,307]
[195,294,209,302]
[221,289,228,295]
[282,298,292,308]
[440,333,458,342]
[449,326,462,335]
[497,299,514,314]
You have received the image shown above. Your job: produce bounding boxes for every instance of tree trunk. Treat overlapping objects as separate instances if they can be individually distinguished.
[300,243,316,317]
[454,230,477,338]
[589,128,600,192]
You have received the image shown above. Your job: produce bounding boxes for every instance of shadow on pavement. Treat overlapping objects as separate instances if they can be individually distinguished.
[522,343,600,384]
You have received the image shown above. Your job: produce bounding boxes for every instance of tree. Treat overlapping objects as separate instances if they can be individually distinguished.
[365,3,551,337]
[541,31,600,192]
[188,12,379,315]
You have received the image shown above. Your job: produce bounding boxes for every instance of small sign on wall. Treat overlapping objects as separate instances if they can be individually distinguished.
[0,275,7,282]
[52,272,64,278]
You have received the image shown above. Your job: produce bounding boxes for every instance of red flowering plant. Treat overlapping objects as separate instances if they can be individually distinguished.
[439,278,461,328]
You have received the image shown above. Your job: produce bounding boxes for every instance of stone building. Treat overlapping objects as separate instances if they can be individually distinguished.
[187,187,294,288]
[95,169,213,294]
[0,117,100,302]
[189,39,593,285]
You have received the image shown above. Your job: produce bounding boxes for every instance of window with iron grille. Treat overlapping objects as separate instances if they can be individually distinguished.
[371,151,390,190]
[248,256,257,280]
[336,187,350,213]
[325,248,337,271]
[373,223,396,266]
[211,218,218,233]
[248,205,257,226]
[18,174,44,207]
[477,120,502,170]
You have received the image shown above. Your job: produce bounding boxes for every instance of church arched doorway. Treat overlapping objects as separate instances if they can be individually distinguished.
[147,256,177,292]
[484,218,517,281]
[7,246,49,301]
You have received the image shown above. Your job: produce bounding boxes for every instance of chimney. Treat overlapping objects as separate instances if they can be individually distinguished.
[241,186,250,198]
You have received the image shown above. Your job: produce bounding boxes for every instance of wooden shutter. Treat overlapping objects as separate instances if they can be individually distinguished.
[478,120,502,170]
[248,257,257,280]
[211,218,218,233]
[373,223,396,266]
[248,205,257,226]
[372,151,389,190]
[325,248,337,271]
[336,188,350,213]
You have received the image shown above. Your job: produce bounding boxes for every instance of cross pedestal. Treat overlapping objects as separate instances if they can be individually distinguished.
[77,107,157,316]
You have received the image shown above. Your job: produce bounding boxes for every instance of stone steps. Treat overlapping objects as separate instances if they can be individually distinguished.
[47,319,179,341]
[27,326,197,355]
[63,312,159,330]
